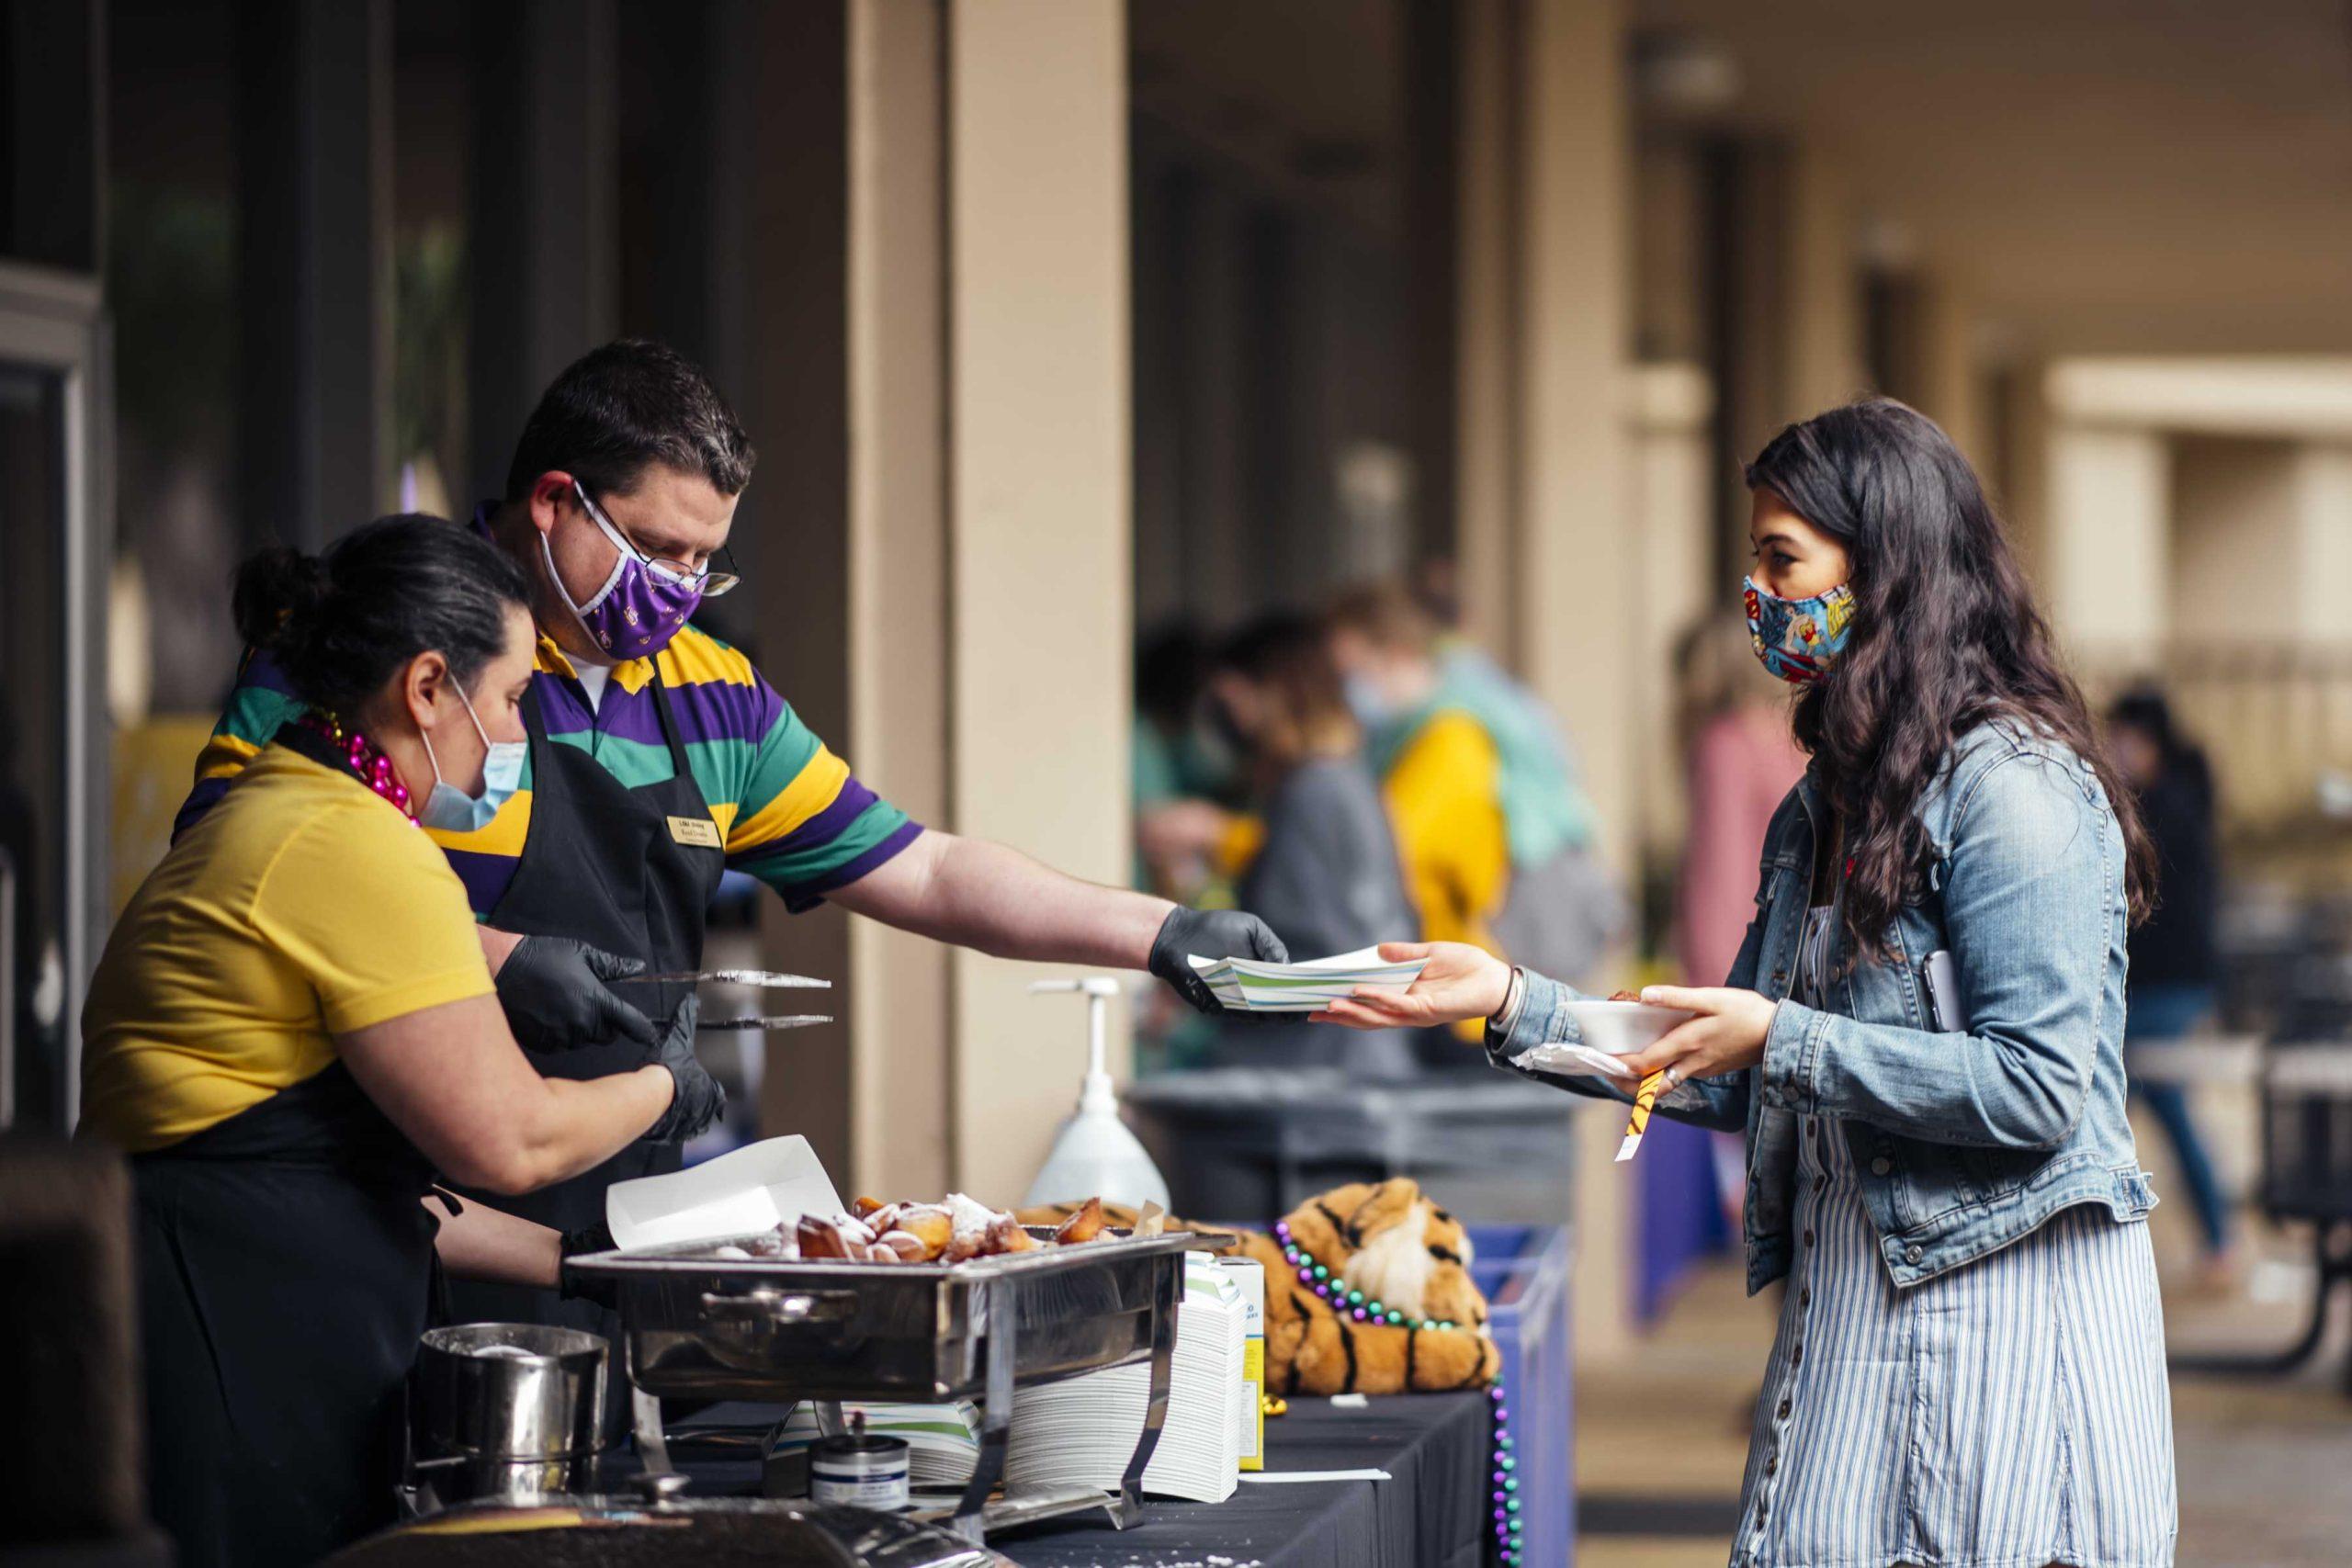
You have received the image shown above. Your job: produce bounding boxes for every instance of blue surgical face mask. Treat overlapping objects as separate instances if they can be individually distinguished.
[418,680,526,833]
[1342,673,1396,728]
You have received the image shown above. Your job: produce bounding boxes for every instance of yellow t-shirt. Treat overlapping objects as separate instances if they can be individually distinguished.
[1382,709,1510,954]
[1381,711,1510,1044]
[81,744,495,1154]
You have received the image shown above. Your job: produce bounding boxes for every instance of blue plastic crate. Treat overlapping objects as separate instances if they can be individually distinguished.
[1471,1224,1573,1568]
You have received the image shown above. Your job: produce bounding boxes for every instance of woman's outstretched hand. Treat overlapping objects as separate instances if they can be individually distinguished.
[1620,984,1777,1083]
[1309,942,1514,1031]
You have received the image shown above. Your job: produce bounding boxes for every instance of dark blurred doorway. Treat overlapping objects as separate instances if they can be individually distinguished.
[0,265,107,1133]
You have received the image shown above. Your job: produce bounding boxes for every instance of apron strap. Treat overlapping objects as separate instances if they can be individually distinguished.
[647,663,695,779]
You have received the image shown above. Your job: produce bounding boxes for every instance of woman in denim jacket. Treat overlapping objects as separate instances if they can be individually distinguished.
[1319,400,2176,1568]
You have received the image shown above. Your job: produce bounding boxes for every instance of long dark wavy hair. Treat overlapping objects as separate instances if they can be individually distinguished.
[1747,399,2154,962]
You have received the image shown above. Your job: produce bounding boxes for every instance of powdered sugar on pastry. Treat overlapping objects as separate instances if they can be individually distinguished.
[944,1192,1001,1243]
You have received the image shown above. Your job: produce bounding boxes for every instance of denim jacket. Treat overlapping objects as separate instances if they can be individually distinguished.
[1492,720,2154,1292]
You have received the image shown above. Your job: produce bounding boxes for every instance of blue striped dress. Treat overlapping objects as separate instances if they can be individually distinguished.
[1732,908,2177,1567]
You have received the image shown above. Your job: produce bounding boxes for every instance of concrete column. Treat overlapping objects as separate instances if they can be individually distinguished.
[1452,0,1521,662]
[1515,0,1633,873]
[1868,271,1985,466]
[2290,447,2352,638]
[1913,283,1986,465]
[1710,140,1864,570]
[1628,364,1716,860]
[842,0,953,1200]
[1515,0,1639,1362]
[1781,148,1864,417]
[945,0,1133,1204]
[2043,423,2170,655]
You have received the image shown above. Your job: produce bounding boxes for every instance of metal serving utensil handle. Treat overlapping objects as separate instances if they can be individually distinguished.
[697,1288,836,1325]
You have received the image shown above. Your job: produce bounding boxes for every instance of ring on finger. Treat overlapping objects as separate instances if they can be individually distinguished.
[1661,1066,1682,1089]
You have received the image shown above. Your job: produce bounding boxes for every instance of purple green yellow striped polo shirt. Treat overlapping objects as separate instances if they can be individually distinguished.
[175,586,922,919]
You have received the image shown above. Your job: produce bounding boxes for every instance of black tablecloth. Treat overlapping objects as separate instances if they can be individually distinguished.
[669,1392,1491,1568]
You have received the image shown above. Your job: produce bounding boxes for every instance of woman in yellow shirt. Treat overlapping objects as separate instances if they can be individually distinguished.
[81,515,722,1568]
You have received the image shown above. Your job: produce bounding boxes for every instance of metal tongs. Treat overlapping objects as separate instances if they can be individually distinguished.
[611,970,833,1032]
[612,969,831,989]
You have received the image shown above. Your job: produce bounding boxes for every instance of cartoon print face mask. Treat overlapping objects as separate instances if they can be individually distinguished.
[1744,576,1856,684]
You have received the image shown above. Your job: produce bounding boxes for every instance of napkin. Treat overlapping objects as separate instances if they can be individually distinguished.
[1186,946,1427,1014]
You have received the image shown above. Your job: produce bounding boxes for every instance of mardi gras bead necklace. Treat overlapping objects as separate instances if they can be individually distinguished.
[292,708,419,825]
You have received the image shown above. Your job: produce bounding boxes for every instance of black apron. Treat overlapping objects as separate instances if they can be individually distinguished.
[441,668,724,1337]
[134,1065,440,1568]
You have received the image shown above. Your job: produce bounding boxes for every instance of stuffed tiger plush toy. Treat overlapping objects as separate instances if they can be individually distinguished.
[1018,1177,1499,1396]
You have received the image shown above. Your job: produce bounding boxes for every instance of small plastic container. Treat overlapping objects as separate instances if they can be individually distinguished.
[808,1414,911,1512]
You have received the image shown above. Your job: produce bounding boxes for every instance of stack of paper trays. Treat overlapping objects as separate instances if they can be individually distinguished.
[1186,945,1426,1013]
[1004,1253,1244,1503]
[769,1401,980,1490]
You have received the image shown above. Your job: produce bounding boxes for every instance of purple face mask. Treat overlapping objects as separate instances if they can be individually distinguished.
[544,482,706,660]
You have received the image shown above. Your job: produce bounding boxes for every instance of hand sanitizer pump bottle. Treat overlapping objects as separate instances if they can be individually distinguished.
[1022,977,1173,1212]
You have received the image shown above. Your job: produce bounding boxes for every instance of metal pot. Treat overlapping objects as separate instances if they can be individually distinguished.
[406,1323,609,1510]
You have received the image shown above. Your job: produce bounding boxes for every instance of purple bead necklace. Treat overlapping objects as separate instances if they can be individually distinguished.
[1272,1218,1520,1564]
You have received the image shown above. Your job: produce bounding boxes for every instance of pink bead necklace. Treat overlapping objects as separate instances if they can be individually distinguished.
[293,709,419,826]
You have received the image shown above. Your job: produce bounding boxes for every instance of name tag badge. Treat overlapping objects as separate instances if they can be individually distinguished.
[667,815,722,850]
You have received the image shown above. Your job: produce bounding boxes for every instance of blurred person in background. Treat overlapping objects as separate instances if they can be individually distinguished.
[1131,622,1234,900]
[1326,583,1626,1027]
[1325,401,2175,1567]
[1202,614,1420,1075]
[2109,684,2236,1285]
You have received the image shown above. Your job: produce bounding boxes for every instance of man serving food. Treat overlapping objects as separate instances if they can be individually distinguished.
[176,339,1280,1336]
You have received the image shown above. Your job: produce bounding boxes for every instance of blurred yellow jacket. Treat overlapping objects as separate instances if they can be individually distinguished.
[1381,711,1510,1039]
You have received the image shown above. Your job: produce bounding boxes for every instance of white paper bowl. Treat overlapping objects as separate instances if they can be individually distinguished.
[1554,999,1696,1055]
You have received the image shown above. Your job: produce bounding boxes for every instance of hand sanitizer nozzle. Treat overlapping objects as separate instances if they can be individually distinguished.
[1023,976,1170,1211]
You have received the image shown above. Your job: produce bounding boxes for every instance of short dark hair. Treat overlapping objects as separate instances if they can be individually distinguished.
[232,514,532,716]
[503,339,757,502]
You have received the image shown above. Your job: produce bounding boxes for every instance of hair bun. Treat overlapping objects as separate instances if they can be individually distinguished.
[231,545,334,652]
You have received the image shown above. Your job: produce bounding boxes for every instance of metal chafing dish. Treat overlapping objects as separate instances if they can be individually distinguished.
[566,1225,1230,1542]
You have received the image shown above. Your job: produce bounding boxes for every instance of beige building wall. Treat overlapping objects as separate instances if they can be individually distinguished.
[944,0,1134,1206]
[2172,438,2302,642]
[2043,423,2171,652]
[2174,437,2352,643]
[1781,148,1867,418]
[1629,363,1717,860]
[843,0,953,1199]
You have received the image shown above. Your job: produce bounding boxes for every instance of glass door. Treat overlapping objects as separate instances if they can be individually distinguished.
[0,263,109,1131]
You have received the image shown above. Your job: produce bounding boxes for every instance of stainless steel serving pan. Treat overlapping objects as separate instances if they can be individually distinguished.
[567,1226,1227,1404]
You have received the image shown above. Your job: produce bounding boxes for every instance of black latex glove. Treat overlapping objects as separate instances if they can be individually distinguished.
[643,995,726,1144]
[1148,905,1290,1016]
[495,935,657,1053]
[559,1217,618,1309]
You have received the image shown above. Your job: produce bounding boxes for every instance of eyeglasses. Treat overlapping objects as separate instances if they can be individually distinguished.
[573,481,742,597]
